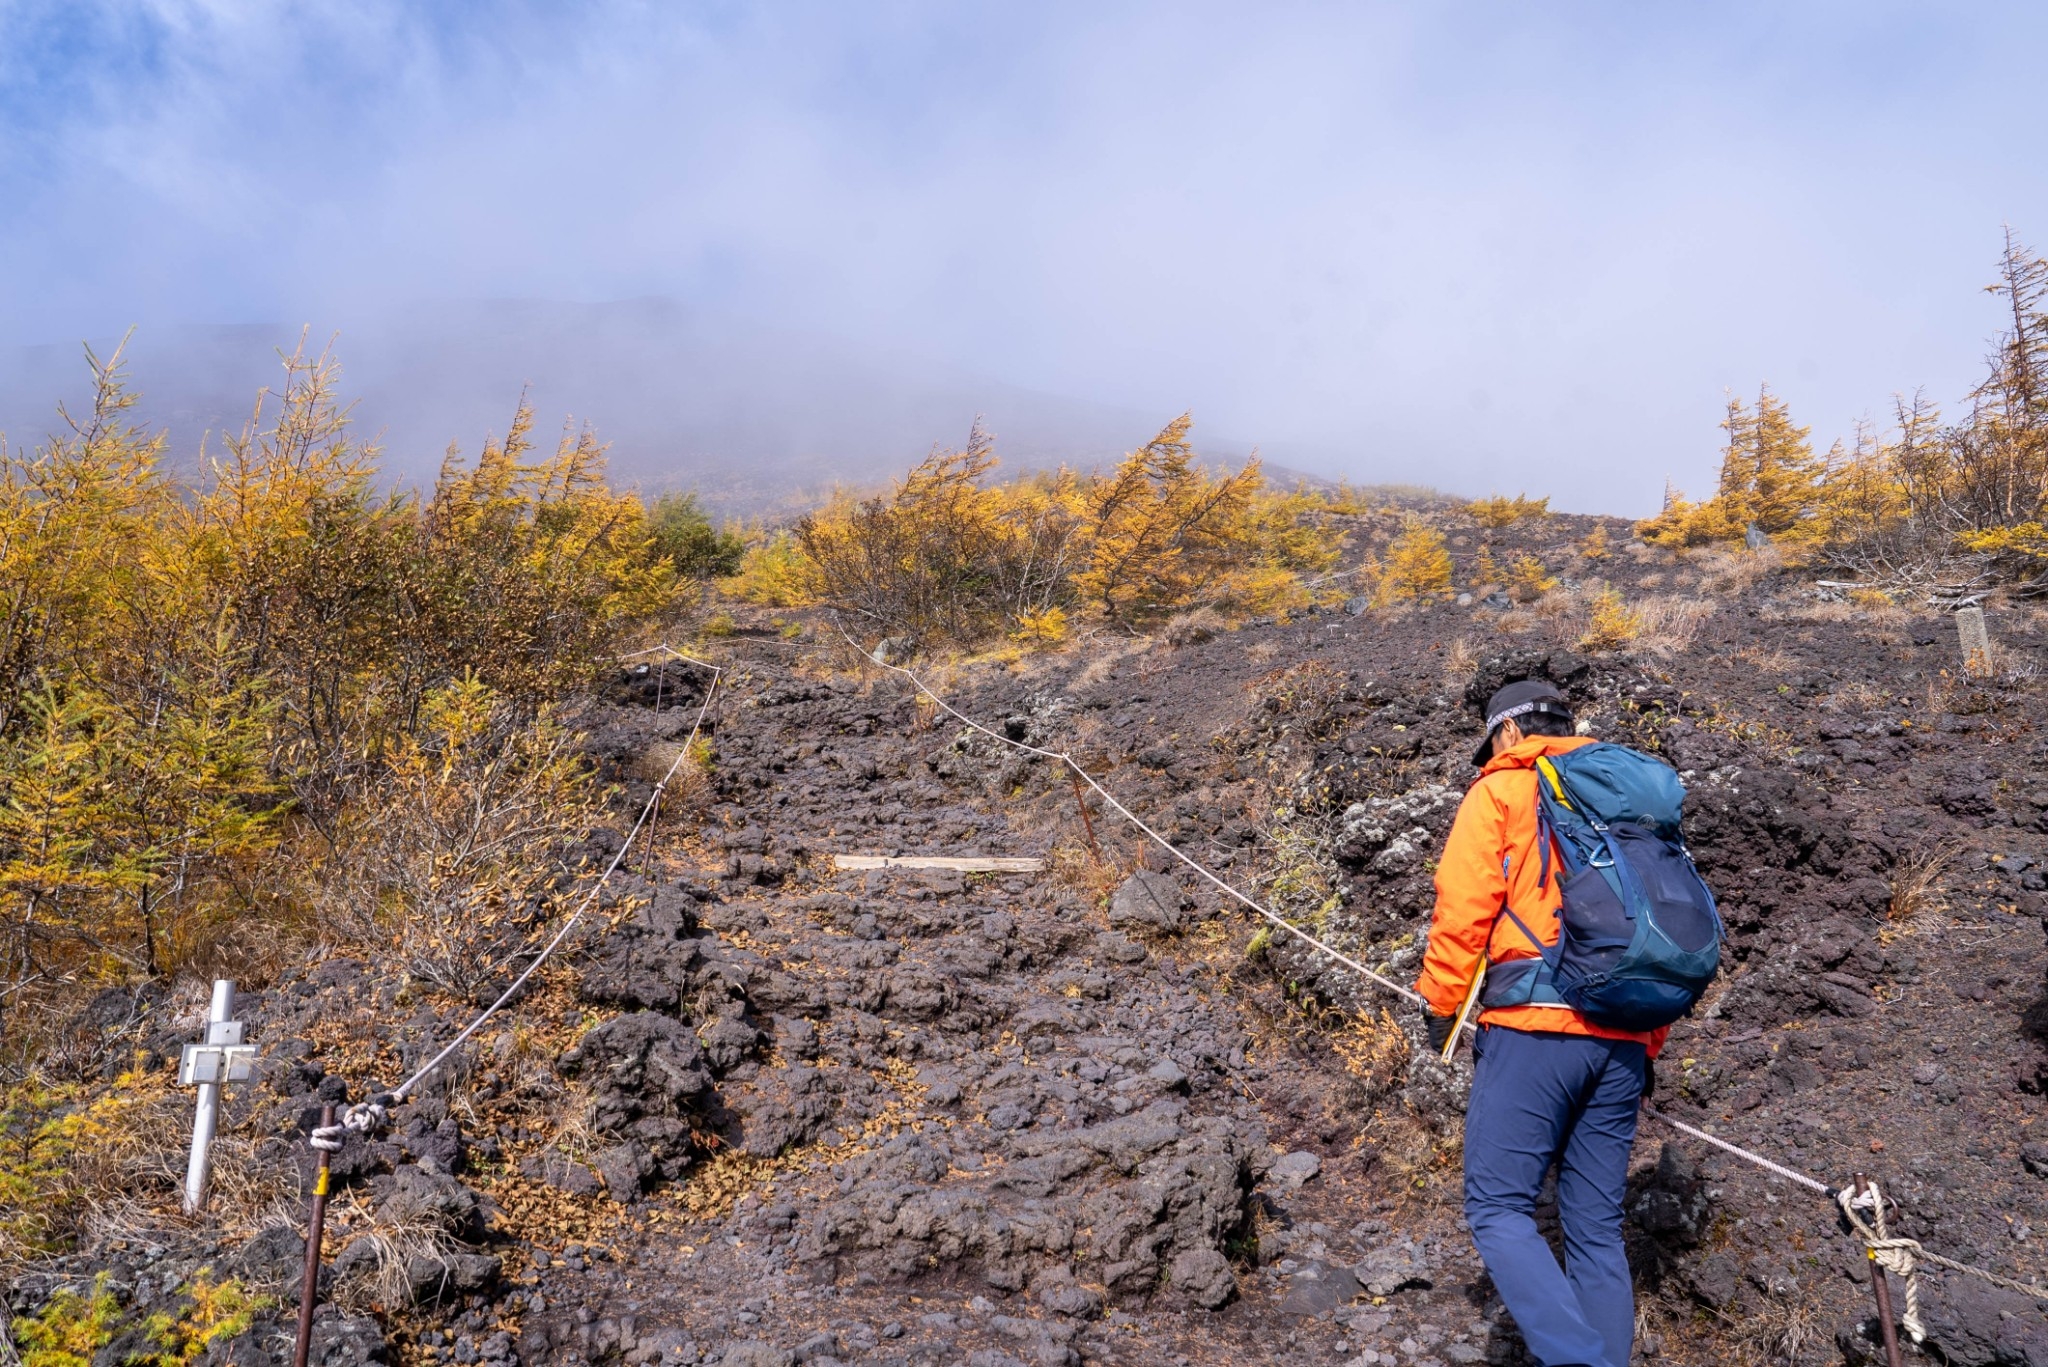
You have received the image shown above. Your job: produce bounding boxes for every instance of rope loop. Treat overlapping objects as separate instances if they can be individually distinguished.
[1839,1182,1926,1342]
[308,1098,390,1152]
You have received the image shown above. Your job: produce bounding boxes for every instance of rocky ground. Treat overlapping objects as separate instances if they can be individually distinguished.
[15,510,2048,1367]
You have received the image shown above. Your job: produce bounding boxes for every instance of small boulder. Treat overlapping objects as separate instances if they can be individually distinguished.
[1170,1247,1238,1310]
[1277,1260,1360,1317]
[1109,871,1187,934]
[595,1140,656,1201]
[719,1341,796,1367]
[701,1016,763,1073]
[305,1316,388,1366]
[1268,1151,1321,1192]
[1146,1059,1190,1092]
[230,1222,307,1291]
[405,1252,500,1304]
[1914,1276,2048,1367]
[375,1163,482,1241]
[1353,1239,1434,1296]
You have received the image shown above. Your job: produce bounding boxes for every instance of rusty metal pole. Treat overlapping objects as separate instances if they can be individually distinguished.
[293,1104,336,1367]
[641,791,663,875]
[1066,766,1102,862]
[642,668,667,876]
[1854,1173,1906,1367]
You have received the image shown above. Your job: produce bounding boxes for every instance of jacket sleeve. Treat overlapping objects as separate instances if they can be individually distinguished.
[1415,779,1510,1016]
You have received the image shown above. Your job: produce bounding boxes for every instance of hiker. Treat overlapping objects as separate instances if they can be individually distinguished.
[1417,680,1671,1367]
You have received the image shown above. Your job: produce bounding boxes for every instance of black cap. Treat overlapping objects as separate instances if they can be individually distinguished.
[1473,679,1573,767]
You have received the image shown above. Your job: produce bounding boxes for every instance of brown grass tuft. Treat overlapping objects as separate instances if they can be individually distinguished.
[1692,543,1785,596]
[1630,595,1718,657]
[1888,846,1955,925]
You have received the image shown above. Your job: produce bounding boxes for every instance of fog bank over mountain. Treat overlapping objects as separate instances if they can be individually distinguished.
[0,299,1268,514]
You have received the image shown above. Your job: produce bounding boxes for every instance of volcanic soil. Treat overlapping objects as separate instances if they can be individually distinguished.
[22,508,2048,1367]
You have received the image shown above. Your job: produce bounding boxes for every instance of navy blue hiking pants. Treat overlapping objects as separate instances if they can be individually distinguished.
[1464,1025,1647,1367]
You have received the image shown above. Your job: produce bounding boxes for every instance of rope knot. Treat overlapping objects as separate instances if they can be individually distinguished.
[1840,1183,1927,1343]
[308,1099,389,1152]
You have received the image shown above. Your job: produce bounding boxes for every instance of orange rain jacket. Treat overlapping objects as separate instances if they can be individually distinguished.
[1416,732,1668,1057]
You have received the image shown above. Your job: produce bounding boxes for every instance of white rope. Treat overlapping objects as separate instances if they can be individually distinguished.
[840,627,2048,1313]
[839,628,1425,1008]
[1838,1179,2048,1331]
[318,646,722,1143]
[1841,1182,1927,1341]
[1644,1107,1831,1195]
[319,626,2048,1325]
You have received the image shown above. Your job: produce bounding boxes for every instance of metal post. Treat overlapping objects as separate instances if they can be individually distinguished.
[1066,767,1101,862]
[182,979,234,1215]
[641,790,663,875]
[293,1104,336,1367]
[1855,1173,1906,1367]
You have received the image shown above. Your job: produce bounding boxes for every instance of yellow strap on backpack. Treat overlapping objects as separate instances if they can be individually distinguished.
[1535,756,1573,809]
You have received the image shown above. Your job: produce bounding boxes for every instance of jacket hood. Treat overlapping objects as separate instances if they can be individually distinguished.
[1476,732,1597,778]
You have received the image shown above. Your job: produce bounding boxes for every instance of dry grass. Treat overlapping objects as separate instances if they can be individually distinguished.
[1045,838,1137,904]
[1490,607,1541,635]
[1888,846,1955,926]
[1826,680,1892,712]
[1988,644,2043,685]
[1729,1288,1831,1366]
[1164,606,1226,648]
[1630,595,1718,658]
[1329,1007,1411,1106]
[1732,644,1801,674]
[1692,543,1785,596]
[328,1198,464,1314]
[1532,585,1581,623]
[1441,637,1479,688]
[1,1056,299,1280]
[1074,634,1150,687]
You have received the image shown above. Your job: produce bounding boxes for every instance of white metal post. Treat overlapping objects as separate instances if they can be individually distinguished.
[182,979,235,1215]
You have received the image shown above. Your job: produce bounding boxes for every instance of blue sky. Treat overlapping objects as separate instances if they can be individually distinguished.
[2,1,2045,510]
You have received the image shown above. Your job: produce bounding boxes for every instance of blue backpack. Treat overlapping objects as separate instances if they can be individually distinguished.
[1479,743,1723,1032]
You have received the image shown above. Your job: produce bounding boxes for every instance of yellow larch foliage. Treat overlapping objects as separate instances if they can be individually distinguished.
[1471,541,1503,587]
[0,341,684,1010]
[1377,519,1453,601]
[725,530,820,607]
[1580,587,1642,650]
[792,414,1343,644]
[1507,553,1558,602]
[1073,414,1264,623]
[1637,388,1821,547]
[1468,493,1551,528]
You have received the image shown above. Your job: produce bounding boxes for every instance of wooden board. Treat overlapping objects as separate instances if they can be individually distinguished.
[832,855,1044,873]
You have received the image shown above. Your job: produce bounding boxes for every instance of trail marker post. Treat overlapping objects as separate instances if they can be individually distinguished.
[179,979,254,1215]
[1957,605,1993,677]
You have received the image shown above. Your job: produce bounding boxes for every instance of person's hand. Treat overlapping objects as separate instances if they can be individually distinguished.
[1642,1058,1656,1105]
[1425,1012,1456,1053]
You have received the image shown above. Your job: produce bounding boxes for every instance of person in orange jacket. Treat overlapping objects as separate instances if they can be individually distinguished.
[1417,679,1664,1367]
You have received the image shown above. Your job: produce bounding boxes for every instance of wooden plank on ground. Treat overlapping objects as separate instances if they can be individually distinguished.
[832,855,1044,873]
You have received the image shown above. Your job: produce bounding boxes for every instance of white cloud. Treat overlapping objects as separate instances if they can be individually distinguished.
[1,1,2044,511]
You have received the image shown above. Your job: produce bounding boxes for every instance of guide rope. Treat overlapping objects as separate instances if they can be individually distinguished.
[838,629,1421,1007]
[841,629,2048,1320]
[311,645,722,1153]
